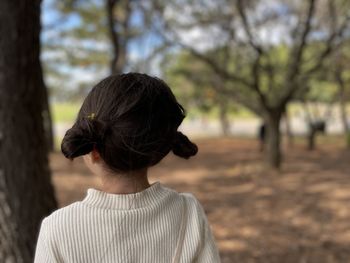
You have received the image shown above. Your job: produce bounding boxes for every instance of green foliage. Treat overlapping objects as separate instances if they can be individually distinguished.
[306,80,337,103]
[164,50,239,115]
[301,41,350,104]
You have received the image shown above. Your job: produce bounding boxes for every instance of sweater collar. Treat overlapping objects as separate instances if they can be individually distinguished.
[82,182,168,210]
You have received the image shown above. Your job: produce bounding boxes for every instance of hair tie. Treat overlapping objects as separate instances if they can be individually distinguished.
[87,113,96,120]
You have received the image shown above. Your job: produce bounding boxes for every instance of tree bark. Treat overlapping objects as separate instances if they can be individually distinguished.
[307,121,326,151]
[302,101,317,150]
[284,107,294,147]
[42,90,55,151]
[106,0,130,74]
[337,71,350,148]
[265,111,282,169]
[340,97,350,149]
[218,97,231,136]
[308,127,316,151]
[0,0,57,262]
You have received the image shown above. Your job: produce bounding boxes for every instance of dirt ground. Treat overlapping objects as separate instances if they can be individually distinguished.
[50,138,350,263]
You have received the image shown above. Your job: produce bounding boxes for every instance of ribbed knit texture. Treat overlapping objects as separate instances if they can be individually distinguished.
[34,182,220,262]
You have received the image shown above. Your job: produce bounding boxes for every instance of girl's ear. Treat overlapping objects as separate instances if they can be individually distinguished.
[91,147,101,163]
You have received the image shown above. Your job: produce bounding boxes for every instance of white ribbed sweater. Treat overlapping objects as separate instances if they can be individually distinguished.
[34,182,221,262]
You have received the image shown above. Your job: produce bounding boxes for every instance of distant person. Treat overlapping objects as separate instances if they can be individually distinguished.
[34,73,220,263]
[258,122,267,151]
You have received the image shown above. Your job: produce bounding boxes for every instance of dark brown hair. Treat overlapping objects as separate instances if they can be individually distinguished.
[61,73,198,172]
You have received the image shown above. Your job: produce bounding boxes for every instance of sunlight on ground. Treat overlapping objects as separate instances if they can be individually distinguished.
[50,138,350,263]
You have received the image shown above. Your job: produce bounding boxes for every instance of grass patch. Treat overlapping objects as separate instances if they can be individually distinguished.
[51,102,81,123]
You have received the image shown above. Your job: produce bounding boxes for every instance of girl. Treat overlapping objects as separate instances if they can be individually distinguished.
[34,73,220,263]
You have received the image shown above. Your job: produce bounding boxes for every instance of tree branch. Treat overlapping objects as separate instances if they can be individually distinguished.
[177,68,262,115]
[236,0,263,55]
[281,2,350,109]
[278,0,317,107]
[236,0,268,109]
[305,14,350,76]
[106,0,119,74]
[178,41,252,87]
[288,0,316,79]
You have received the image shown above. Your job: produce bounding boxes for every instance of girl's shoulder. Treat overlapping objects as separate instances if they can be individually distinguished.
[47,200,83,215]
[161,184,206,214]
[37,202,84,241]
[179,191,209,225]
[161,185,204,211]
[40,201,83,225]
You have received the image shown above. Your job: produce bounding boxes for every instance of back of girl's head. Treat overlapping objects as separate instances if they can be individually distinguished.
[61,73,198,172]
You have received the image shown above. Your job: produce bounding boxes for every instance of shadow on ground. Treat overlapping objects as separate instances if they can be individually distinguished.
[50,138,350,263]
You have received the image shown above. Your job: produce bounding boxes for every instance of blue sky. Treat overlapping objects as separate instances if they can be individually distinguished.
[41,0,163,63]
[40,0,166,93]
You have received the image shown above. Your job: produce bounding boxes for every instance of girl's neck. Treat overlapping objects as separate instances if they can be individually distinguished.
[97,169,150,194]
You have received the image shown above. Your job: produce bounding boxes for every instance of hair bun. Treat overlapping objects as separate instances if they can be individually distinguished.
[172,131,198,159]
[61,124,94,159]
[61,118,110,159]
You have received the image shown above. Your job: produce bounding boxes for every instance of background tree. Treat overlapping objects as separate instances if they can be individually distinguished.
[164,51,236,136]
[106,0,133,74]
[0,0,57,261]
[43,0,154,100]
[43,0,111,101]
[150,0,350,168]
[332,46,350,148]
[290,50,338,151]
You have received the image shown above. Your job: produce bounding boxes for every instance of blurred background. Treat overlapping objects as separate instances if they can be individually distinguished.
[1,0,350,262]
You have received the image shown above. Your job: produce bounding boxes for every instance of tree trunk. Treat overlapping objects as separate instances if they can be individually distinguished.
[42,90,55,151]
[308,128,316,151]
[0,1,57,262]
[265,111,282,169]
[106,0,130,74]
[337,75,350,148]
[302,101,316,150]
[284,107,294,147]
[340,98,350,149]
[218,98,231,136]
[307,120,326,151]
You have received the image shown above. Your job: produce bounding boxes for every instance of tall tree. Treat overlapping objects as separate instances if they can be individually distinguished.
[333,46,350,148]
[0,0,57,261]
[106,0,132,74]
[42,0,147,100]
[151,0,350,168]
[43,0,111,101]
